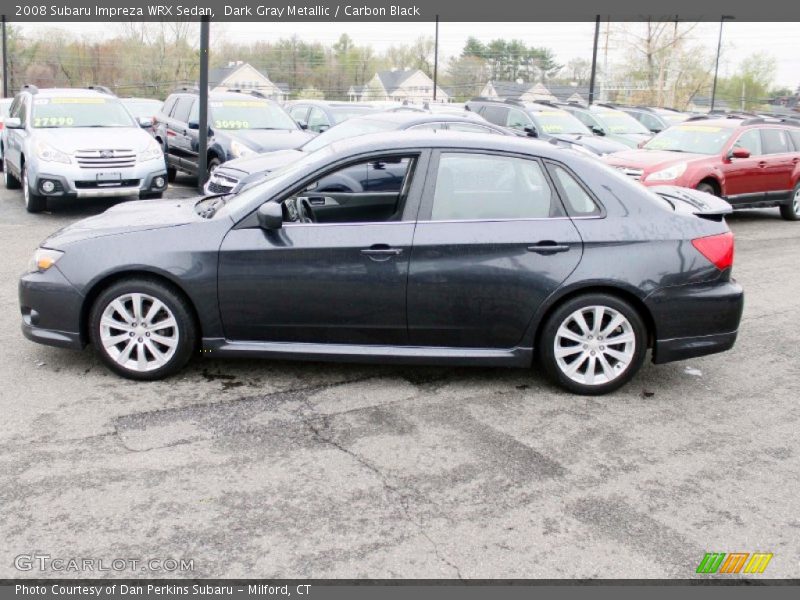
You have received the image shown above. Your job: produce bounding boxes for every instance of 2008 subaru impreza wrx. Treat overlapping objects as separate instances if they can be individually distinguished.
[19,132,744,395]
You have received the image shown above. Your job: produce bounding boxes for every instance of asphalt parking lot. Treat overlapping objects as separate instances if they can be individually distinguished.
[1,179,798,579]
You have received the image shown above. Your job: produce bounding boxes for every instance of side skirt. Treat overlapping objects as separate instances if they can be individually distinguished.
[202,338,533,368]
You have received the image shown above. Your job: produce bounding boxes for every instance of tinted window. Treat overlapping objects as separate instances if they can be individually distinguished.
[171,97,194,123]
[788,129,800,152]
[639,113,662,131]
[734,129,762,156]
[506,108,532,131]
[431,153,554,221]
[761,128,791,154]
[307,107,330,132]
[161,96,177,117]
[479,105,509,126]
[448,123,501,134]
[551,165,600,216]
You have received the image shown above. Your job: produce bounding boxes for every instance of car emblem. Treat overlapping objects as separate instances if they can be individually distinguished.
[100,150,114,158]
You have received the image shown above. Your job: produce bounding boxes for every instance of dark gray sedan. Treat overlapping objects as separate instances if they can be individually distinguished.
[19,132,743,394]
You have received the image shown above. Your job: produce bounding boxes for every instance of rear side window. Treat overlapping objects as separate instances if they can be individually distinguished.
[478,105,509,126]
[761,128,791,154]
[161,95,178,117]
[430,153,554,221]
[789,129,800,151]
[171,97,194,123]
[550,165,601,216]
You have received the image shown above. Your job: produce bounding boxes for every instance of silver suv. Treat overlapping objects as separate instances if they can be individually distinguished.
[1,85,167,213]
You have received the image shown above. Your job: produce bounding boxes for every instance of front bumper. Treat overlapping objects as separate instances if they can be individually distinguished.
[647,278,744,364]
[19,267,85,351]
[32,159,167,199]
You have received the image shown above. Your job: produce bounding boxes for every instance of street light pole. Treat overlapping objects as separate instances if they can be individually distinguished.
[711,15,734,112]
[433,15,439,102]
[588,15,600,106]
[198,16,210,192]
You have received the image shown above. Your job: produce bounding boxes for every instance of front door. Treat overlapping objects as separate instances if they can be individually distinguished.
[217,152,427,345]
[722,128,769,201]
[407,151,583,349]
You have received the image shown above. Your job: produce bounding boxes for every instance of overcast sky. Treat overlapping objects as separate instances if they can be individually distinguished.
[15,21,800,89]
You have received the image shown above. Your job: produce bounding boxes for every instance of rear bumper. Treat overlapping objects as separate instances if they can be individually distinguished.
[647,278,744,364]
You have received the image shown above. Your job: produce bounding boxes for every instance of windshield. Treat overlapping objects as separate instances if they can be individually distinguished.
[217,146,336,215]
[535,110,591,135]
[329,106,377,123]
[206,99,297,130]
[643,124,734,154]
[32,97,136,128]
[593,109,651,134]
[301,118,398,152]
[123,100,163,119]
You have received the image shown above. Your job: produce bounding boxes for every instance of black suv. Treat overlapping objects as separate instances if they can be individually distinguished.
[615,105,690,133]
[466,98,629,156]
[154,89,314,181]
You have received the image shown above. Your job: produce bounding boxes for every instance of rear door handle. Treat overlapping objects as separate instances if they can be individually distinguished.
[527,241,571,255]
[758,161,768,168]
[361,244,403,261]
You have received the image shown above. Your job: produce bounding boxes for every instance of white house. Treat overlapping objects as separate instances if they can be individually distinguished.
[208,61,289,102]
[480,81,557,103]
[362,69,449,103]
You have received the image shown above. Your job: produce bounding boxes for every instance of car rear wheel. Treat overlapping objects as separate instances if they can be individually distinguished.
[22,165,47,213]
[207,156,221,180]
[539,293,647,395]
[4,157,20,189]
[779,184,800,221]
[167,166,177,183]
[89,279,196,380]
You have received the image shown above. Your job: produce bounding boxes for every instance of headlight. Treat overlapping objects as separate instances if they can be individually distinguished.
[28,248,64,273]
[646,162,687,182]
[230,140,255,159]
[138,139,163,162]
[35,141,71,164]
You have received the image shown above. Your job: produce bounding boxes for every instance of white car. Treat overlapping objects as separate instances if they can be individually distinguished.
[1,86,167,213]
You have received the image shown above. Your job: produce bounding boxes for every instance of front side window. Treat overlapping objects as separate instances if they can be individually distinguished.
[506,108,533,131]
[171,97,194,123]
[479,105,509,126]
[593,109,651,134]
[760,128,791,155]
[31,96,135,128]
[734,129,762,156]
[307,107,330,132]
[430,153,554,221]
[289,105,309,122]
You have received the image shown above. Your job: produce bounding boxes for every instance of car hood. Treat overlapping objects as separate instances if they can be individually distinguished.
[607,132,652,148]
[215,148,306,176]
[604,149,708,170]
[224,129,314,153]
[553,133,630,155]
[37,127,153,153]
[41,198,203,249]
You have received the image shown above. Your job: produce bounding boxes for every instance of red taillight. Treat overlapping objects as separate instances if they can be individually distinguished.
[0,122,4,130]
[692,232,734,270]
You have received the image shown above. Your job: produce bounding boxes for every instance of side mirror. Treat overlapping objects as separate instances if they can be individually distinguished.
[730,147,751,159]
[297,120,308,130]
[187,120,199,130]
[257,202,283,230]
[138,117,154,128]
[649,128,662,134]
[591,126,605,136]
[524,126,538,138]
[316,124,330,133]
[4,117,22,129]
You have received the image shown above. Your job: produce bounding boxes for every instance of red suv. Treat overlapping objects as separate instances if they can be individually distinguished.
[603,116,800,220]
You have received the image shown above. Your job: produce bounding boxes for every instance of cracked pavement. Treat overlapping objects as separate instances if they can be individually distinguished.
[1,181,799,579]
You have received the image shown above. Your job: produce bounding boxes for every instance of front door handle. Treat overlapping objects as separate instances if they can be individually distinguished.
[758,161,768,168]
[361,244,403,261]
[527,241,571,255]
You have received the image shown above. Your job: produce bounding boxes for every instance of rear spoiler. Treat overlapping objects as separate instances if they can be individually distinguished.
[650,185,732,221]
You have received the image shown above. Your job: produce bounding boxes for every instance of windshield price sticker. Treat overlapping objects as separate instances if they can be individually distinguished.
[542,125,564,132]
[214,120,251,129]
[34,116,75,127]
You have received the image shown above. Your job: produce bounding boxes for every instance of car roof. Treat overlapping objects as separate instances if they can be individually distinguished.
[355,111,491,126]
[324,129,570,159]
[30,88,116,99]
[289,100,373,108]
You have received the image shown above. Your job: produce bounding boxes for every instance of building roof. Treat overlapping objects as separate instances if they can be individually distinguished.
[485,81,536,98]
[374,69,427,93]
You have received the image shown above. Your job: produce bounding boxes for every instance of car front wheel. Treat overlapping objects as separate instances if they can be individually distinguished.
[4,157,20,189]
[89,279,197,380]
[539,293,647,395]
[22,165,47,213]
[779,184,800,221]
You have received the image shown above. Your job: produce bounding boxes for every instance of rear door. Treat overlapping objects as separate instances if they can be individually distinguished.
[166,96,196,170]
[760,127,797,199]
[407,150,583,349]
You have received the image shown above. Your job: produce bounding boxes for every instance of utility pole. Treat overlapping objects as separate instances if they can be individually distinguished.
[433,15,439,102]
[588,15,600,106]
[2,15,8,98]
[602,17,610,102]
[711,16,734,112]
[197,16,210,192]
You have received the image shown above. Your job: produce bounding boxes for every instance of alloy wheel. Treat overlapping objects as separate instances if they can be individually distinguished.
[554,305,636,386]
[99,292,179,372]
[794,188,800,216]
[22,168,30,207]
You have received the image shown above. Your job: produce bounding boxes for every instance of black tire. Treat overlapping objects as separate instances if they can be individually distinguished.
[779,183,800,221]
[206,156,221,180]
[3,157,20,189]
[22,165,47,213]
[139,191,164,200]
[538,293,648,395]
[696,182,718,196]
[167,166,178,183]
[89,278,197,381]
